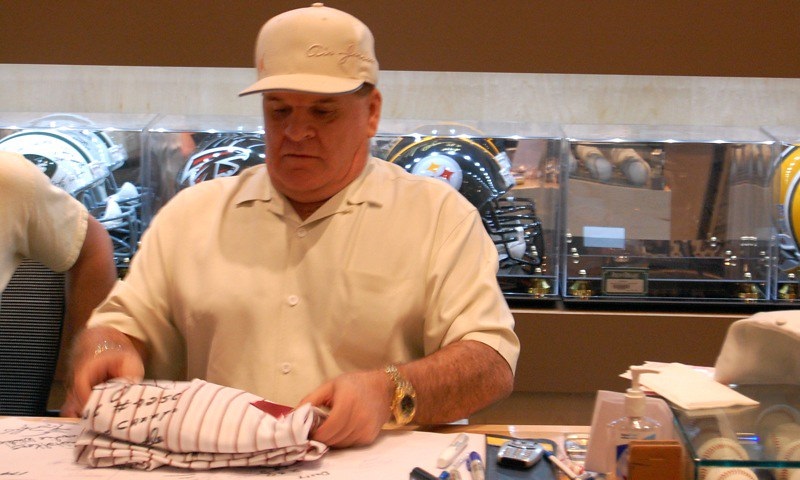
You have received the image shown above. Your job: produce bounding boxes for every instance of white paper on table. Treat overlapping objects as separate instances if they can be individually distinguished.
[0,417,483,479]
[626,362,759,410]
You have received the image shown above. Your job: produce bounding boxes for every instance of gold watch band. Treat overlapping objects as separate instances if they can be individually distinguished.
[385,364,417,425]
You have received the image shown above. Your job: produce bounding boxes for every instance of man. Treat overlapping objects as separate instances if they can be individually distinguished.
[0,150,117,356]
[65,4,520,448]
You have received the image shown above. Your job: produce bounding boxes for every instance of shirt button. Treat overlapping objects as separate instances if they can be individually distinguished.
[296,227,308,238]
[281,363,292,374]
[287,294,299,306]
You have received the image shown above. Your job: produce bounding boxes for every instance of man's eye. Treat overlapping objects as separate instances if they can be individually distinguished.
[269,107,291,118]
[312,108,336,119]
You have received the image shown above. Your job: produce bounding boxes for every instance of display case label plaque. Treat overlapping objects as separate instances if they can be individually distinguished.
[602,268,648,295]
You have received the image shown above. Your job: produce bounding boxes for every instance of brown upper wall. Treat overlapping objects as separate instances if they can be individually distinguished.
[1,0,798,77]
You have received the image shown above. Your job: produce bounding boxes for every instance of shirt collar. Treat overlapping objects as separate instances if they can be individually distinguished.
[232,164,272,205]
[231,158,387,211]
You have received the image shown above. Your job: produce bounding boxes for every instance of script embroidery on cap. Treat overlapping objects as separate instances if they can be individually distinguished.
[306,44,376,66]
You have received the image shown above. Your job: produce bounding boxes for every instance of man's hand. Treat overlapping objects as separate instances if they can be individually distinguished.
[299,369,393,448]
[60,326,145,417]
[297,340,514,448]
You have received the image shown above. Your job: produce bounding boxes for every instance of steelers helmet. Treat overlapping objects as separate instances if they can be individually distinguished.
[177,133,265,190]
[387,136,514,210]
[388,134,544,270]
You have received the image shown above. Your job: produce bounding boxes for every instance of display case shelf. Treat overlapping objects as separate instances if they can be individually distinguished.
[562,124,777,304]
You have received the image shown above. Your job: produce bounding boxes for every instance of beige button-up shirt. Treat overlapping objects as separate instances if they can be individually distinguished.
[1,152,87,291]
[90,158,519,405]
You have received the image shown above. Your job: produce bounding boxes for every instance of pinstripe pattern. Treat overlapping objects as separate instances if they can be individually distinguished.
[74,379,327,470]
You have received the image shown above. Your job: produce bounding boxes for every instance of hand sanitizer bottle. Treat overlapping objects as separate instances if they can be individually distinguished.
[607,366,662,479]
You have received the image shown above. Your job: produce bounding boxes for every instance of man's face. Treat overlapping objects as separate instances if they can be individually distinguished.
[262,87,382,205]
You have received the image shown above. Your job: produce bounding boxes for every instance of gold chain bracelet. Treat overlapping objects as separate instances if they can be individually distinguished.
[93,340,124,357]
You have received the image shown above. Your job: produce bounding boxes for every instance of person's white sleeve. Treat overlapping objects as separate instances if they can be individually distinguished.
[423,197,520,373]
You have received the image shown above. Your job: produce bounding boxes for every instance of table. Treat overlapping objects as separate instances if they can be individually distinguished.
[0,417,590,479]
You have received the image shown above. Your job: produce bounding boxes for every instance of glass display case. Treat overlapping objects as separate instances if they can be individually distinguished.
[762,126,800,304]
[562,124,777,304]
[0,111,156,277]
[372,120,564,301]
[7,110,788,305]
[143,114,265,222]
[671,384,800,479]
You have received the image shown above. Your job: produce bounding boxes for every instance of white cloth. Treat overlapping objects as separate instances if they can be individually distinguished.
[74,379,328,470]
[631,363,758,410]
[88,158,519,405]
[714,310,800,385]
[0,151,87,291]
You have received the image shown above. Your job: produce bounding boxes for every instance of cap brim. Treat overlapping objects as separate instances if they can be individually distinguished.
[239,74,366,96]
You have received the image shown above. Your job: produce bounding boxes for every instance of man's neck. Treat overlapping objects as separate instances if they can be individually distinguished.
[289,198,327,221]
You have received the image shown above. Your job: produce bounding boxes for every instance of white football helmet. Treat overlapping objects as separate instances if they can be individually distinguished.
[0,115,140,274]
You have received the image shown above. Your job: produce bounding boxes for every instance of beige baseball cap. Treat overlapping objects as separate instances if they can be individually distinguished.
[239,3,378,96]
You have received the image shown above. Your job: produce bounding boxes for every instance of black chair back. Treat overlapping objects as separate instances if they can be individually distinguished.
[0,259,65,416]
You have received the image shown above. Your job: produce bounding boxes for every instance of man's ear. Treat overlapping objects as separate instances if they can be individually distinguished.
[366,88,382,137]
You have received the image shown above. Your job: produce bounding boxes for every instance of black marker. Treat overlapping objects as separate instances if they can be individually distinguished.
[410,466,438,480]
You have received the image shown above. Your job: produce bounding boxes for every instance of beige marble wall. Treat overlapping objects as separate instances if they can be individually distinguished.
[1,64,798,128]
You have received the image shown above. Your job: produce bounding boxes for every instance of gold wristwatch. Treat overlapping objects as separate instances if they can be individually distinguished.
[385,364,417,425]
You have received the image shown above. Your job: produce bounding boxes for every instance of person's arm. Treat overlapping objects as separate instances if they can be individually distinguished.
[60,190,189,417]
[60,325,147,417]
[300,339,513,447]
[302,194,517,448]
[63,216,118,341]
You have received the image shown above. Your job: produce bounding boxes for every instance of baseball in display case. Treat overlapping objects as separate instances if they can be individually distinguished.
[671,384,800,480]
[0,112,156,278]
[562,124,776,304]
[763,126,800,303]
[143,114,265,223]
[372,120,564,301]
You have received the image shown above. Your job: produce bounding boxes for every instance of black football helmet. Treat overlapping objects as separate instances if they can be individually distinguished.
[177,133,265,190]
[387,135,545,271]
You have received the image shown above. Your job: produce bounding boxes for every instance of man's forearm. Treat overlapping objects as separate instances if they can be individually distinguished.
[64,216,117,329]
[400,340,514,424]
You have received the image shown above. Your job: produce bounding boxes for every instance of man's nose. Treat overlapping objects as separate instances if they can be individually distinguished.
[284,117,314,141]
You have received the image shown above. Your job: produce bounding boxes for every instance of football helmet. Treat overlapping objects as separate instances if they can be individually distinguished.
[177,133,265,190]
[31,113,129,172]
[387,134,545,271]
[772,143,800,269]
[0,130,110,200]
[0,117,140,274]
[95,181,144,273]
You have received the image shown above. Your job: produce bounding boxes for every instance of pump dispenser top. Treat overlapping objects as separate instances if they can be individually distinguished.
[625,366,658,418]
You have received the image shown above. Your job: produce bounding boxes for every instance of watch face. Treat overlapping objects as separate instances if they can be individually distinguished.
[400,394,416,417]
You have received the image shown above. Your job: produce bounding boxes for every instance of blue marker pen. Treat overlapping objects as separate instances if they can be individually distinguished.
[468,451,485,480]
[438,471,451,480]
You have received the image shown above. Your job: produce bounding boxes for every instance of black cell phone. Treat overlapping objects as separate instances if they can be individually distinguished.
[496,439,545,469]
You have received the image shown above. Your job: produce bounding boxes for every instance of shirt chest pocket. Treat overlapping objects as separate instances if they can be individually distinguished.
[320,270,425,360]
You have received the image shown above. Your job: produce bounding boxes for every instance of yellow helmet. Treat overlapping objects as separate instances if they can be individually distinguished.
[773,144,800,269]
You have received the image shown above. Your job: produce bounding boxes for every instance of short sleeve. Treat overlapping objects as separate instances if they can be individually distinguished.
[0,152,88,273]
